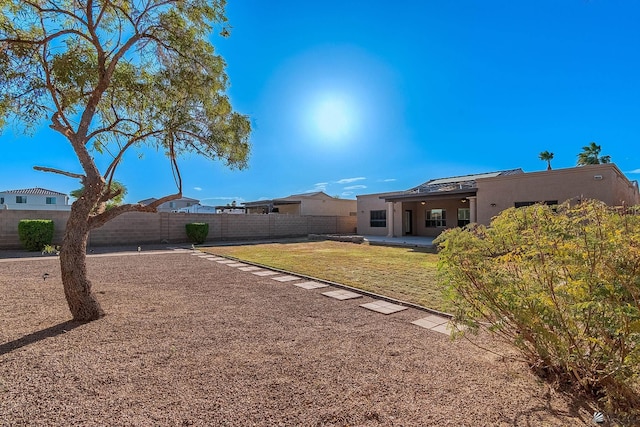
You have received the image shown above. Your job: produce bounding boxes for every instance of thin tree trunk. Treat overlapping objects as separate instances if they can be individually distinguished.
[60,204,104,321]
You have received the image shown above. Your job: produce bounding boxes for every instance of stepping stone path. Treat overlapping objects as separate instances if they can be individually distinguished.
[252,270,280,277]
[185,249,454,335]
[293,281,328,290]
[322,290,362,300]
[411,314,453,335]
[361,300,408,315]
[271,275,301,282]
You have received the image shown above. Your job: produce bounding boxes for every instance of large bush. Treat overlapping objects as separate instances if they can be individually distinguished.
[435,200,640,417]
[18,219,54,251]
[185,222,209,244]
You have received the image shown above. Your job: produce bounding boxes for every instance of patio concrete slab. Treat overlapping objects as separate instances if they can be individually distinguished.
[293,281,329,290]
[238,266,263,272]
[360,300,408,315]
[271,275,301,282]
[322,290,362,300]
[252,270,280,277]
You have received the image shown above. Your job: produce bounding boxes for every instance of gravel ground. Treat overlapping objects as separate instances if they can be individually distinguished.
[0,251,596,426]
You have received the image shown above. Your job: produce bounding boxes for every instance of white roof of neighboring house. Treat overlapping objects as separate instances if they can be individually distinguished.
[1,187,68,196]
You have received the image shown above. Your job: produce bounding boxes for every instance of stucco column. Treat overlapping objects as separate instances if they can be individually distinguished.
[387,201,394,237]
[468,196,477,223]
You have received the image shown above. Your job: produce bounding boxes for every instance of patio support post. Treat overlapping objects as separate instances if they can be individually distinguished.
[468,196,477,223]
[387,201,395,237]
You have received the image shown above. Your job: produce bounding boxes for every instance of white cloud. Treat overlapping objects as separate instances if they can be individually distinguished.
[335,177,366,184]
[193,187,202,191]
[380,178,397,182]
[626,169,640,174]
[341,191,354,197]
[344,184,367,190]
[312,182,328,191]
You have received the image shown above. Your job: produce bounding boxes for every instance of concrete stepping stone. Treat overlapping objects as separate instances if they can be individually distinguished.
[411,314,452,335]
[205,256,226,261]
[252,270,280,277]
[271,275,301,282]
[227,262,247,267]
[239,266,263,272]
[360,300,408,315]
[293,281,329,290]
[322,290,362,300]
[216,259,236,264]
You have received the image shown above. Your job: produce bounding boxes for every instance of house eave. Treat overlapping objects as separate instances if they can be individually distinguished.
[382,189,477,202]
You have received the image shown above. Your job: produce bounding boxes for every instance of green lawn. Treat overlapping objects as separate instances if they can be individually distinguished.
[203,240,448,313]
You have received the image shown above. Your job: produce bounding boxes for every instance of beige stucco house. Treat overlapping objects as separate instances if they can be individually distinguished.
[357,164,640,238]
[244,191,357,216]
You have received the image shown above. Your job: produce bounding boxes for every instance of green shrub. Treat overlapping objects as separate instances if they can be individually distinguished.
[185,222,209,244]
[18,219,54,251]
[435,200,640,417]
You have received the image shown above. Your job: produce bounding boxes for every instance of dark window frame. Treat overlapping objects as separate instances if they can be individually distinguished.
[370,210,387,227]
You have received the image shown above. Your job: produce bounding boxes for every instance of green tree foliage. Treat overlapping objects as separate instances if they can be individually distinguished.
[577,142,611,165]
[436,200,640,416]
[0,1,250,320]
[538,150,554,170]
[70,180,127,212]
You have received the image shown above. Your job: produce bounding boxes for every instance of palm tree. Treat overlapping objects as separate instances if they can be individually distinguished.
[577,142,611,165]
[539,151,554,170]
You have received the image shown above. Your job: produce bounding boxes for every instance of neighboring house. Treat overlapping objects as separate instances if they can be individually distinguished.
[176,204,219,214]
[243,191,357,216]
[138,196,200,212]
[357,164,640,238]
[0,187,71,211]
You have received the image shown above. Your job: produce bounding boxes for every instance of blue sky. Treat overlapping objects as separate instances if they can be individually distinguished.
[3,0,640,205]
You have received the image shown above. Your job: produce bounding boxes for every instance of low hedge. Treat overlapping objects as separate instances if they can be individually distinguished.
[18,219,54,251]
[185,223,209,244]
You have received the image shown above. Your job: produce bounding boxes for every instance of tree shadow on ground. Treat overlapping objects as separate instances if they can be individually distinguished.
[0,320,86,356]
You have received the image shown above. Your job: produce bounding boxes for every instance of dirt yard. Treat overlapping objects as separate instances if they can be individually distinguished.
[0,250,597,426]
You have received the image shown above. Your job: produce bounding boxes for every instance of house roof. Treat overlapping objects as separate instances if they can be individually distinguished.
[383,168,524,202]
[244,191,335,207]
[1,187,68,196]
[408,169,524,194]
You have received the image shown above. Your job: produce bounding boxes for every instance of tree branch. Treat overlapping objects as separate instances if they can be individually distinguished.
[33,166,85,180]
[88,191,182,229]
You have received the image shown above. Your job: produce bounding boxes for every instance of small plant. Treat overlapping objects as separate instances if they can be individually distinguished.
[185,222,209,244]
[18,219,54,251]
[41,244,60,255]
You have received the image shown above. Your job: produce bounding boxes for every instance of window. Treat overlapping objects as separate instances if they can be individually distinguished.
[426,209,446,227]
[46,197,56,204]
[16,196,27,204]
[514,200,558,208]
[458,208,470,227]
[0,197,3,204]
[370,210,386,227]
[169,201,176,208]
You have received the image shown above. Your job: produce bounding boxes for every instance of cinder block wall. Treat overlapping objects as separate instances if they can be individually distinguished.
[0,210,357,249]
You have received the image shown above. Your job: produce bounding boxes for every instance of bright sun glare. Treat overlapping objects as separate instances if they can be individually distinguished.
[310,95,355,142]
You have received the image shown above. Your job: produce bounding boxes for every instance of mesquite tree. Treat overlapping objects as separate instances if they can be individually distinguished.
[0,0,251,321]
